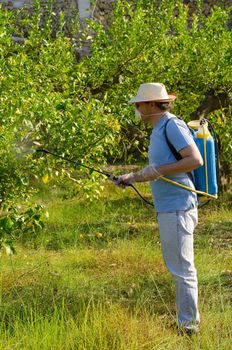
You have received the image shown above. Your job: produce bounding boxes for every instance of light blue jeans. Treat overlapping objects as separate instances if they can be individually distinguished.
[157,207,200,330]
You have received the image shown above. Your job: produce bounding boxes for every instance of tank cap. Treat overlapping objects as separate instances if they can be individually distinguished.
[200,118,207,126]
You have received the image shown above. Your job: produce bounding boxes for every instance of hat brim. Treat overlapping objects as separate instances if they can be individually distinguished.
[128,94,177,104]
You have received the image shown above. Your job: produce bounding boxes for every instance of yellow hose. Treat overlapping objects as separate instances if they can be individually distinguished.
[159,175,218,200]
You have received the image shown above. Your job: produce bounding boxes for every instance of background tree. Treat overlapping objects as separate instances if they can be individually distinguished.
[0,0,231,250]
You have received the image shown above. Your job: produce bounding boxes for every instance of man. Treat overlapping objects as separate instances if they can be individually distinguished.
[116,83,203,335]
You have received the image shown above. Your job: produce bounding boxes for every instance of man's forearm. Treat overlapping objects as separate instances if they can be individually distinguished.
[157,156,202,176]
[115,152,203,185]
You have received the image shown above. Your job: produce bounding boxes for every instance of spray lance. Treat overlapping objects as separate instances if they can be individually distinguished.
[35,145,154,207]
[34,117,219,209]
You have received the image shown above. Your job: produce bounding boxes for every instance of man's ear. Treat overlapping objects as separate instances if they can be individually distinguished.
[155,102,170,110]
[150,102,156,108]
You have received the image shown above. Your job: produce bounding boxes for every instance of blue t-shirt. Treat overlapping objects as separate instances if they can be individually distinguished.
[148,112,197,212]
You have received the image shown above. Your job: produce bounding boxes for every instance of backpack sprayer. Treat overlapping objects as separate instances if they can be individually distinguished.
[160,117,219,201]
[188,118,219,199]
[35,118,219,207]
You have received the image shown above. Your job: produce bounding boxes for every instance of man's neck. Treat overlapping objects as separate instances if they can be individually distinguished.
[151,112,166,126]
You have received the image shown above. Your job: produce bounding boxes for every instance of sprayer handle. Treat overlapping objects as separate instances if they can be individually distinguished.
[108,174,118,182]
[109,174,132,188]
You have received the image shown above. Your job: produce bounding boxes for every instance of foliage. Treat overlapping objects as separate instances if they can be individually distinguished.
[0,204,45,255]
[0,0,232,248]
[0,1,121,248]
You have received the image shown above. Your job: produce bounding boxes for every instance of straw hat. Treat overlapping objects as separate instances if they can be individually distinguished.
[128,83,176,104]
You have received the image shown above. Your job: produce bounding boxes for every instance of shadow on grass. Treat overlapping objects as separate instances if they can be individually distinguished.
[18,195,156,250]
[19,222,143,251]
[195,218,232,250]
[0,272,175,331]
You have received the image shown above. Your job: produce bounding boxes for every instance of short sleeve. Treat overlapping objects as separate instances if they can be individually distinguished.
[166,118,194,152]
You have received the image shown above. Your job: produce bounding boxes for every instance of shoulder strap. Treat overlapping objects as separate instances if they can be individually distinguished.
[164,118,182,161]
[164,117,195,184]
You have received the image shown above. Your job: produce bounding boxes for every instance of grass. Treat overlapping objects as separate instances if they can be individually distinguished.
[0,181,231,349]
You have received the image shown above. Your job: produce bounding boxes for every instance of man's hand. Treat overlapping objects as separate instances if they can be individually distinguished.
[115,165,161,188]
[115,172,135,188]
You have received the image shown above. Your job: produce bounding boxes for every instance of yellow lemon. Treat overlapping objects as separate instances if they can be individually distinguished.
[42,174,49,184]
[96,232,103,238]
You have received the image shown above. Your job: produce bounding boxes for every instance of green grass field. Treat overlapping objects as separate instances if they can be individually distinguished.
[0,182,231,349]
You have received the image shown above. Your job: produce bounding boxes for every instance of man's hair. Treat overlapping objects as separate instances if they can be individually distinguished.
[155,102,171,111]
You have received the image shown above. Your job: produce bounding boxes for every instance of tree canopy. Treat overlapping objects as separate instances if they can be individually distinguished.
[0,0,232,250]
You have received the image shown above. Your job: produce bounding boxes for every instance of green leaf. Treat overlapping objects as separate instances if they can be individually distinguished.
[3,241,15,255]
